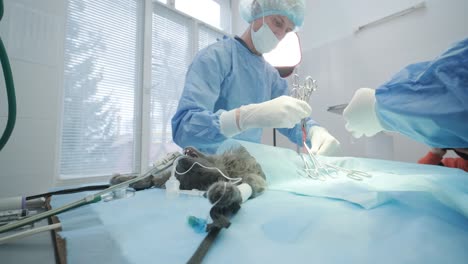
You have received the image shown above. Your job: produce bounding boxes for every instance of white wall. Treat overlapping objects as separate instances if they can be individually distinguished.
[263,0,468,162]
[0,0,65,198]
[231,0,246,35]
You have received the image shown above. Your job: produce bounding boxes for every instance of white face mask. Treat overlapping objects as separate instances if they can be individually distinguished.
[251,20,280,54]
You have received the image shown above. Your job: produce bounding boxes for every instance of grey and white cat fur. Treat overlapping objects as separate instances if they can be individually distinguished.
[110,145,267,208]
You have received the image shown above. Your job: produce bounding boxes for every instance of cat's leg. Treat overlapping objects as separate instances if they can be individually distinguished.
[242,173,267,198]
[109,174,154,191]
[151,170,171,188]
[206,181,242,208]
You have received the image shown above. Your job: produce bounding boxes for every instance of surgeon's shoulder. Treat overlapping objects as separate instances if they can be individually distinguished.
[196,35,235,61]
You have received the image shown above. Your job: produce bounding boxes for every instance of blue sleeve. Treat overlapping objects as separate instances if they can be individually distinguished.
[375,38,468,148]
[276,118,319,146]
[171,43,230,152]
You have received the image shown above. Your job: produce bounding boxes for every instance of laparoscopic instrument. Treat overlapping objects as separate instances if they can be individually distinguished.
[0,152,182,236]
[289,73,372,181]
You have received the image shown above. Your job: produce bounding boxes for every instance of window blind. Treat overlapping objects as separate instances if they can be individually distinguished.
[60,0,142,179]
[149,4,225,163]
[198,24,225,50]
[150,4,192,162]
[60,0,230,178]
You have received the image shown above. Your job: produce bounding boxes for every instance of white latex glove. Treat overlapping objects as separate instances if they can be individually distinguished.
[220,96,311,137]
[308,126,341,156]
[343,88,385,138]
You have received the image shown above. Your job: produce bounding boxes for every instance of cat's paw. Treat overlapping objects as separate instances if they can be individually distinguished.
[206,181,242,208]
[109,173,135,185]
[109,174,153,190]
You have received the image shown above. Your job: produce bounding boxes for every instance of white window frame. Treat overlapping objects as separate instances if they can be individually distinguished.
[56,0,231,185]
[159,0,231,32]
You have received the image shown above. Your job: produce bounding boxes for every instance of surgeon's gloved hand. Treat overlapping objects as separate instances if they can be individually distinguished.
[308,126,341,156]
[239,96,312,129]
[343,88,386,138]
[220,96,311,137]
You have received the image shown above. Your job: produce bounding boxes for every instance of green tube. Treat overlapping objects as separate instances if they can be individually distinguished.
[0,0,3,21]
[0,35,16,151]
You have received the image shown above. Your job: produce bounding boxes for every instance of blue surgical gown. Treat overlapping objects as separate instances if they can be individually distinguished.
[172,36,317,153]
[376,38,468,148]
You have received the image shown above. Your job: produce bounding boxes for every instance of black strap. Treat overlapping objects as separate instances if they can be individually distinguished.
[187,227,221,264]
[26,184,110,200]
[187,202,241,264]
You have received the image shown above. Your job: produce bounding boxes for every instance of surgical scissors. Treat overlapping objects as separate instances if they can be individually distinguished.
[290,74,317,102]
[289,72,371,181]
[301,142,372,181]
[323,163,372,181]
[290,73,318,153]
[301,141,337,180]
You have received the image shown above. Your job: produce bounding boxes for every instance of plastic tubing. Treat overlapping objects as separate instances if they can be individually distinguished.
[0,0,16,151]
[0,30,17,151]
[0,154,178,234]
[0,223,62,245]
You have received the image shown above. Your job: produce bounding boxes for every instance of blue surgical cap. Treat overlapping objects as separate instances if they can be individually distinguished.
[239,0,306,30]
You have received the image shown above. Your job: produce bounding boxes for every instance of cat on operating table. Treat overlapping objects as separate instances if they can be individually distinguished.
[110,145,267,209]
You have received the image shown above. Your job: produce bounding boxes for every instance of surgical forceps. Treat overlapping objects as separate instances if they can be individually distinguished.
[301,142,372,181]
[289,73,372,181]
[290,74,335,180]
[324,163,372,181]
[289,73,318,152]
[301,142,336,180]
[290,74,317,102]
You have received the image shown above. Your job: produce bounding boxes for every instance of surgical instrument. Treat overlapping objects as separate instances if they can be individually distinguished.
[289,72,318,154]
[290,73,317,102]
[0,152,182,234]
[302,141,372,181]
[289,72,372,181]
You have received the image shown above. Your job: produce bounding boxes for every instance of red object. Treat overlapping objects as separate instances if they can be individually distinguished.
[418,151,468,172]
[301,124,307,152]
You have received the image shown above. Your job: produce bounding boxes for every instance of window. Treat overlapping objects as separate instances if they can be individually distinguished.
[174,0,231,31]
[60,0,228,179]
[60,0,143,179]
[149,2,225,164]
[175,0,220,28]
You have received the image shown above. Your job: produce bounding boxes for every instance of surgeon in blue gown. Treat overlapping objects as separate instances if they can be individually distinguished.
[343,38,468,149]
[172,0,340,154]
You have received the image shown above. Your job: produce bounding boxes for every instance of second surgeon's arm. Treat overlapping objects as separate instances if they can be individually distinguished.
[375,38,468,148]
[344,38,468,148]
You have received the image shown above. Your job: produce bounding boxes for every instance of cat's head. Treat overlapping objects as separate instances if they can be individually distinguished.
[176,146,217,171]
[183,146,208,160]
